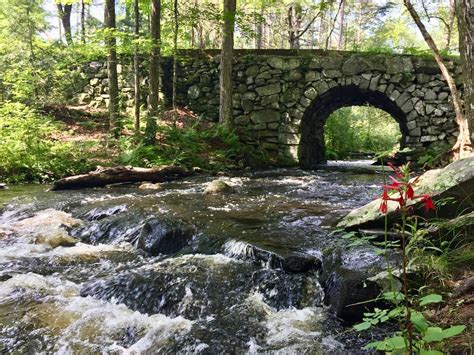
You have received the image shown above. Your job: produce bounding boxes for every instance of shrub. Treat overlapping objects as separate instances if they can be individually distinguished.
[119,121,269,171]
[0,102,92,183]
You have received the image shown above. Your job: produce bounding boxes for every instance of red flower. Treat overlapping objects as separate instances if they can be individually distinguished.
[379,164,436,215]
[420,194,436,211]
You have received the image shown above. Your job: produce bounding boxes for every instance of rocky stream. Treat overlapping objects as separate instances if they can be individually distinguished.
[0,165,399,354]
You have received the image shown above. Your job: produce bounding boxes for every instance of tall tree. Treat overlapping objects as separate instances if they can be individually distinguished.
[288,3,303,48]
[404,0,472,159]
[337,0,345,49]
[105,0,120,138]
[133,0,140,133]
[56,2,73,45]
[146,0,161,144]
[219,0,237,126]
[172,0,179,122]
[455,0,474,146]
[81,0,86,43]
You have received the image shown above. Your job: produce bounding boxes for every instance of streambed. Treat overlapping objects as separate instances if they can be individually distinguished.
[0,166,395,353]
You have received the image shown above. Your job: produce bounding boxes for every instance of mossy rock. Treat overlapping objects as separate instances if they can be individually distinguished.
[337,157,474,230]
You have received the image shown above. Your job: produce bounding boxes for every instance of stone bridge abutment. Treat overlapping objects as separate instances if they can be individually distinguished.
[76,49,462,167]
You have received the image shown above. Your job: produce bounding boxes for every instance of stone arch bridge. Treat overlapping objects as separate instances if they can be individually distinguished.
[78,50,462,168]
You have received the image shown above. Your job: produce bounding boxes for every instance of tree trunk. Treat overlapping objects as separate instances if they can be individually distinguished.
[325,0,344,50]
[219,0,237,126]
[146,0,161,144]
[52,166,190,190]
[405,0,472,158]
[81,0,86,43]
[256,4,264,49]
[57,4,73,45]
[172,0,179,123]
[338,0,345,50]
[105,0,120,138]
[455,0,474,147]
[133,0,141,134]
[288,4,302,49]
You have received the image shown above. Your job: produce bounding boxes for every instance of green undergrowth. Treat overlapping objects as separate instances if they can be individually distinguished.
[0,102,93,183]
[119,121,272,172]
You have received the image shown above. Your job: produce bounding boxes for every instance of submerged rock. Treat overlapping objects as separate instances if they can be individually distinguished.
[223,239,321,273]
[135,218,196,256]
[204,180,235,194]
[80,254,323,321]
[337,157,474,230]
[8,209,81,247]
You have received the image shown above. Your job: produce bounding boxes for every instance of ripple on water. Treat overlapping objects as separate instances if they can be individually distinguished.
[0,167,390,353]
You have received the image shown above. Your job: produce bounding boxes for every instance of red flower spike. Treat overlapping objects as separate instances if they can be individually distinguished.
[389,176,401,187]
[380,200,388,214]
[387,162,403,179]
[406,185,415,200]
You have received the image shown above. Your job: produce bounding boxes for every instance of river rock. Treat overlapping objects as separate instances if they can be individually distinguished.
[337,157,474,230]
[204,180,235,194]
[223,239,321,273]
[9,209,81,247]
[320,246,398,322]
[138,182,163,190]
[135,218,196,256]
[0,183,7,189]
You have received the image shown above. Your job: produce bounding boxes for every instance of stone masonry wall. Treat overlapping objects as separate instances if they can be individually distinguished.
[75,50,462,166]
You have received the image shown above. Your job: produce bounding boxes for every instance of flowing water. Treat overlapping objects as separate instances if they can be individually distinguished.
[0,166,393,354]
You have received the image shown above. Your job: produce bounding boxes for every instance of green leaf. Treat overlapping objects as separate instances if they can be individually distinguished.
[419,294,443,307]
[442,325,466,339]
[353,321,372,331]
[423,327,445,342]
[363,336,407,351]
[423,325,465,343]
[411,311,429,332]
[420,350,444,355]
[388,306,404,317]
[383,291,405,302]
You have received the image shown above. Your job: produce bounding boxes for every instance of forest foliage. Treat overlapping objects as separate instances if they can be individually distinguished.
[0,0,467,182]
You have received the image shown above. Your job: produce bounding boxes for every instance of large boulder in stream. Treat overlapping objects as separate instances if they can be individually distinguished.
[135,218,196,255]
[73,208,196,256]
[6,209,81,247]
[320,245,401,322]
[337,157,474,230]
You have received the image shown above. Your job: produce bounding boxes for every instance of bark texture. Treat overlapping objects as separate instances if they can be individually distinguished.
[405,0,472,158]
[146,0,161,144]
[52,166,190,190]
[133,0,141,133]
[172,0,179,120]
[57,4,73,45]
[81,0,86,43]
[456,0,474,143]
[219,0,237,126]
[105,0,120,138]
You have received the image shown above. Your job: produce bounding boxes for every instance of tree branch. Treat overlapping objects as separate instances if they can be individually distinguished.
[325,0,343,50]
[295,10,322,40]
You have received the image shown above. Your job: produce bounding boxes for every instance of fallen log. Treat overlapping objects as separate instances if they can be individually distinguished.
[52,165,191,190]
